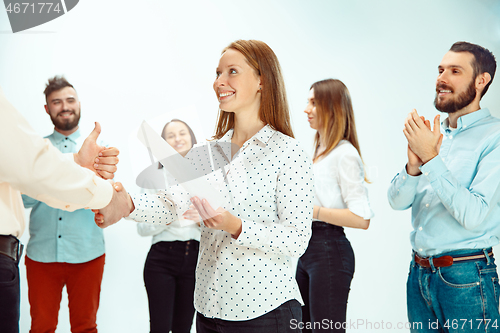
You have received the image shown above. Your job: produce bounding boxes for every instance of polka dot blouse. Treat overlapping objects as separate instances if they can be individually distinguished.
[128,125,314,320]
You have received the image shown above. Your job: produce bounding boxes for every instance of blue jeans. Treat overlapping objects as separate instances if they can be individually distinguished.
[0,254,20,333]
[296,222,355,333]
[144,240,199,333]
[196,299,302,333]
[407,248,500,333]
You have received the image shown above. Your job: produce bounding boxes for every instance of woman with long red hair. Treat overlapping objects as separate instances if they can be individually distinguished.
[189,39,313,333]
[103,40,314,333]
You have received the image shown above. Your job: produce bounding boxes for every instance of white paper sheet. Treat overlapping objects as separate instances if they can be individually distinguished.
[137,120,226,210]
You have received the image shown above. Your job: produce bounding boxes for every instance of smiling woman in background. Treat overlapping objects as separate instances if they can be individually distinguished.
[137,119,200,333]
[297,79,373,333]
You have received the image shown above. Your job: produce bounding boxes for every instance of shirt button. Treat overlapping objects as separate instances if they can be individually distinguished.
[425,204,429,207]
[449,135,453,139]
[424,172,429,176]
[402,176,406,180]
[419,227,423,231]
[419,248,423,252]
[59,217,62,220]
[58,235,62,238]
[463,125,467,129]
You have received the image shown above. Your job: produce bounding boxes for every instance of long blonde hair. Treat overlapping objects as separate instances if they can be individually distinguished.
[312,79,369,182]
[212,39,294,139]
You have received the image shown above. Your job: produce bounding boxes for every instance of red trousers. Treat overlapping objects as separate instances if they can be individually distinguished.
[25,254,105,333]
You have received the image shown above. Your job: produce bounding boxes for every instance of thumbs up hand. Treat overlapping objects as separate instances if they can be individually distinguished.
[74,122,119,179]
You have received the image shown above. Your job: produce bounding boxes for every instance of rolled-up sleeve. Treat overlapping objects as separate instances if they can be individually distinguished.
[338,148,374,219]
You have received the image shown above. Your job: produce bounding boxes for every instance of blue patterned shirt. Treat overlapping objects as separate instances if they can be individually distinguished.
[22,129,105,263]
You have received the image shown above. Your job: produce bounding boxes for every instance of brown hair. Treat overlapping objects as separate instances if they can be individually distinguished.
[449,41,496,98]
[311,79,369,182]
[212,40,293,139]
[44,76,74,101]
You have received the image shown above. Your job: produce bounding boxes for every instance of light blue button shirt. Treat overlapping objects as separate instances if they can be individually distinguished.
[388,109,500,257]
[22,129,105,263]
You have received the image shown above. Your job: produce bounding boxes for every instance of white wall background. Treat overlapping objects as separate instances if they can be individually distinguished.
[1,0,500,332]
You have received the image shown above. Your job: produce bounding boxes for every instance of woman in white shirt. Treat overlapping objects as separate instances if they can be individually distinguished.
[297,79,373,333]
[189,39,314,333]
[137,119,201,333]
[110,40,314,333]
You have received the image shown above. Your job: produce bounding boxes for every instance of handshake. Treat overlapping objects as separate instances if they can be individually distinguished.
[75,122,134,228]
[93,181,135,228]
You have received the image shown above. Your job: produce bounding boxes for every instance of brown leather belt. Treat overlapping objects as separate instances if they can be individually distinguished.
[0,235,23,262]
[414,250,493,268]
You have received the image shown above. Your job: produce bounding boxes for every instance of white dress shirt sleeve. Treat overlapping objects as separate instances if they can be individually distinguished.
[338,146,374,219]
[0,87,113,212]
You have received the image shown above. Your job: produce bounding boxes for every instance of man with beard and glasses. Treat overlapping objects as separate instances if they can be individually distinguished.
[21,76,107,333]
[388,42,500,333]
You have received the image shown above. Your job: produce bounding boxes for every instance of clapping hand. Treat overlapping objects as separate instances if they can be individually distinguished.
[403,110,443,174]
[406,115,431,175]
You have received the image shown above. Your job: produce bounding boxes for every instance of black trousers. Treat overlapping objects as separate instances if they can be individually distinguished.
[196,299,303,333]
[296,222,355,333]
[0,253,20,333]
[144,240,199,333]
